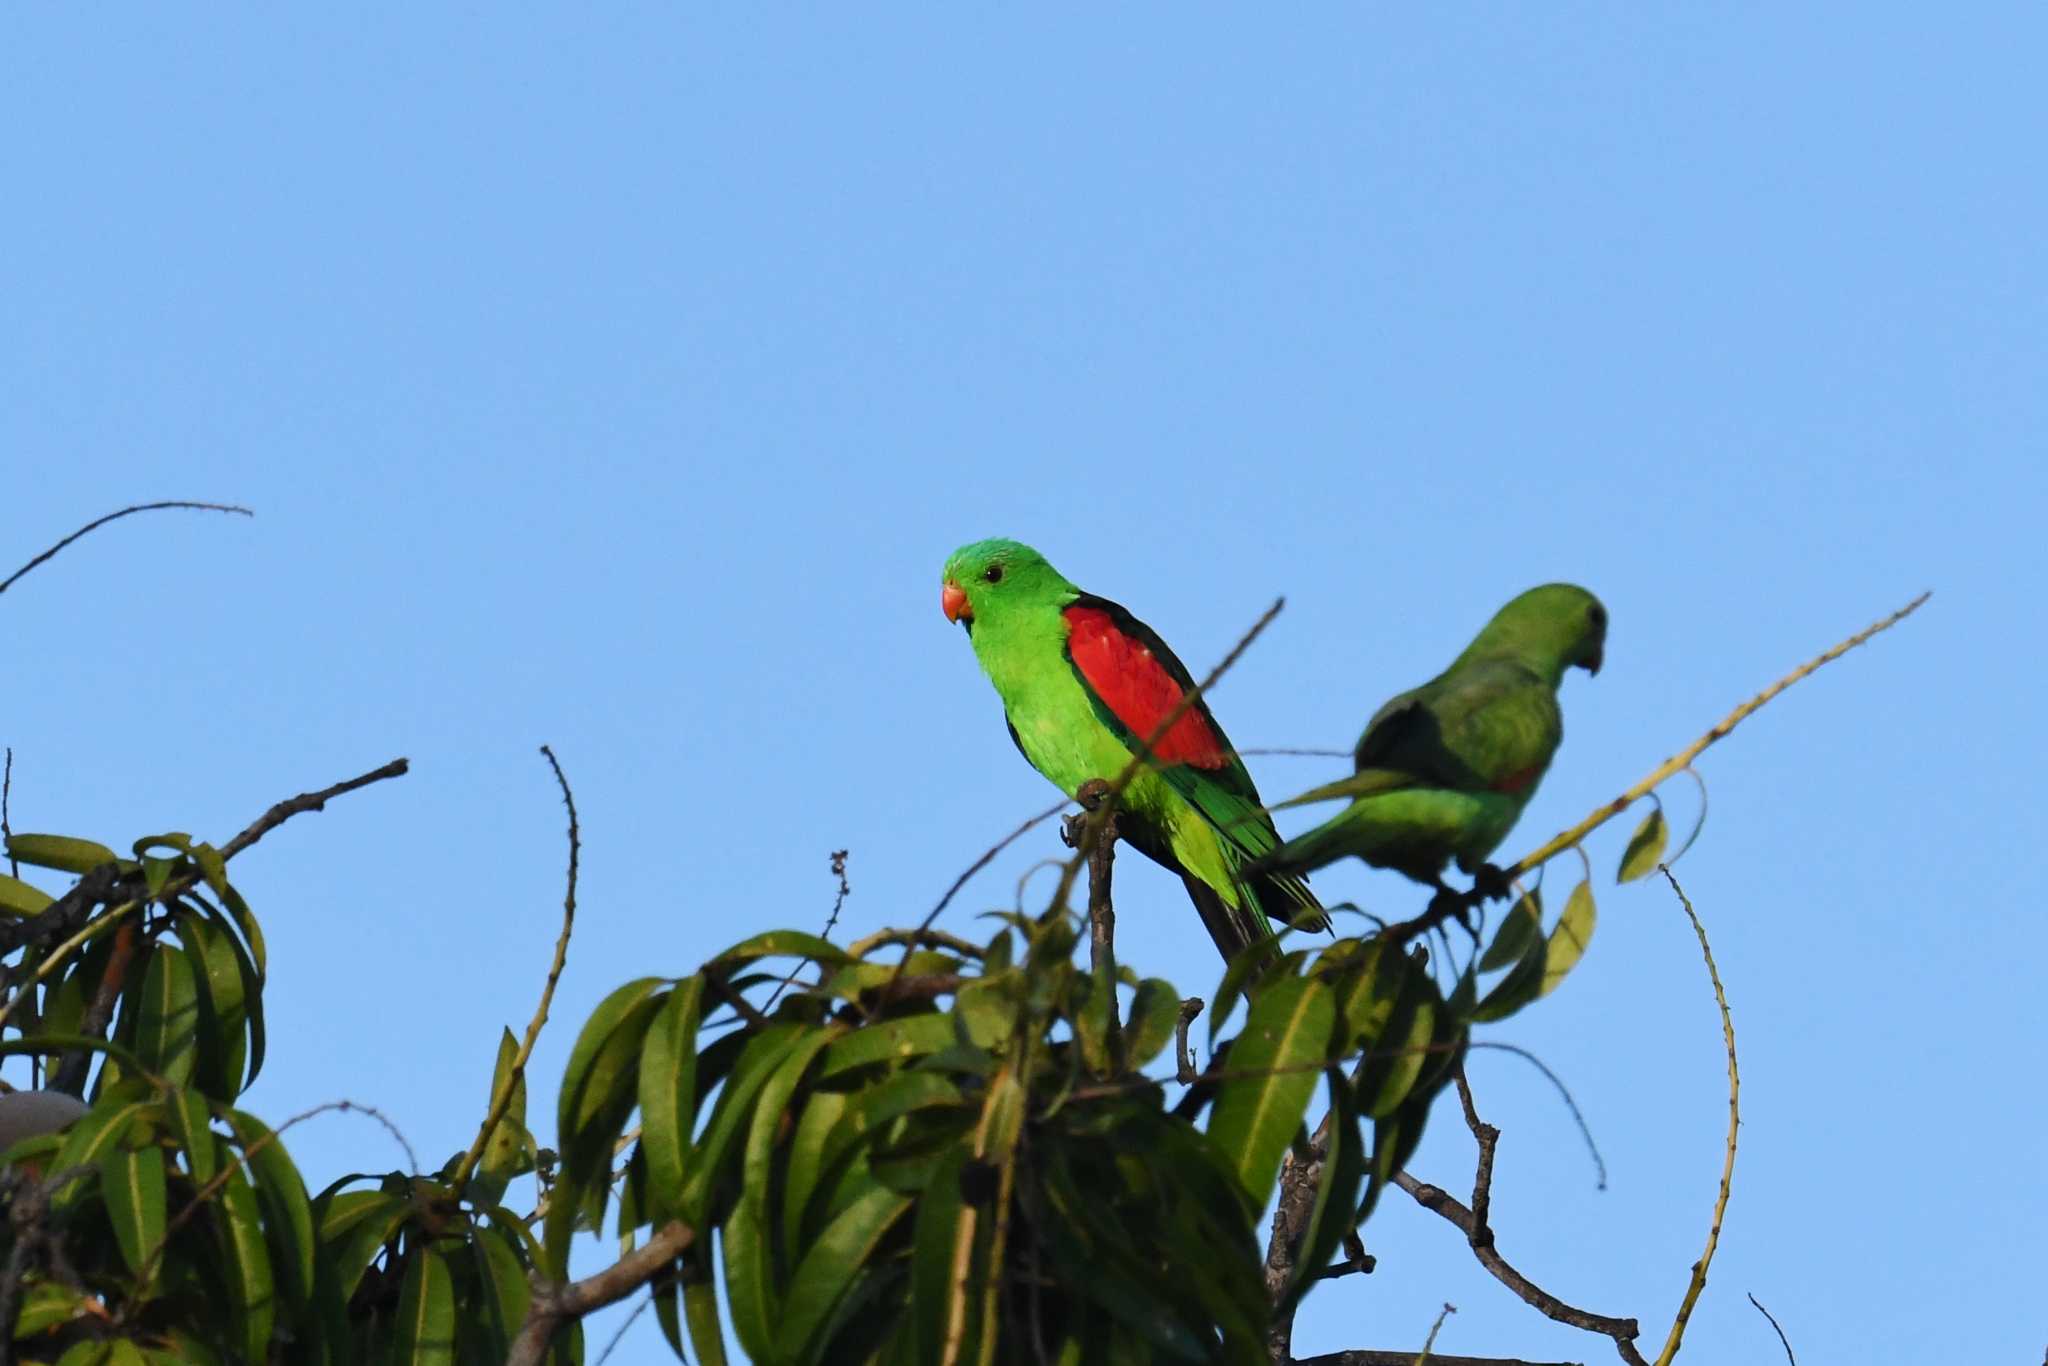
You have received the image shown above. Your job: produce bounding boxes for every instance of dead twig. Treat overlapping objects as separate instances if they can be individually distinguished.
[0,501,252,599]
[220,757,411,861]
[1746,1294,1796,1365]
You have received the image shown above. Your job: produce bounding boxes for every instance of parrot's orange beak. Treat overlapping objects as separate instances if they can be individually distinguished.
[941,580,970,623]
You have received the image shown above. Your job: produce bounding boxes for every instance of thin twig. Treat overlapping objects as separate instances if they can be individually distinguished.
[47,921,141,1097]
[1501,592,1927,883]
[1294,1355,1584,1366]
[1416,1302,1457,1362]
[0,501,253,598]
[2,748,16,880]
[912,799,1072,938]
[764,849,852,1011]
[220,757,411,860]
[506,1219,696,1366]
[449,746,578,1195]
[845,927,986,961]
[1240,747,1351,758]
[1173,997,1204,1084]
[594,1289,657,1365]
[1651,869,1738,1366]
[1466,1041,1607,1190]
[1746,1294,1796,1365]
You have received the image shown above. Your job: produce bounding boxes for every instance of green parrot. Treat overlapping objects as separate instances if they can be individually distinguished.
[941,538,1327,962]
[1255,584,1606,893]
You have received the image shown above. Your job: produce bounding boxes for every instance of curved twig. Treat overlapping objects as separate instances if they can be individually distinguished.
[0,502,252,598]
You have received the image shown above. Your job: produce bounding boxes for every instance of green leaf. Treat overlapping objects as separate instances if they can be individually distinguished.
[743,1028,840,1258]
[1123,978,1181,1069]
[711,929,851,970]
[48,1098,153,1209]
[5,833,119,874]
[0,873,53,916]
[474,1027,531,1209]
[224,1109,318,1311]
[192,842,229,897]
[638,978,703,1223]
[178,912,250,1099]
[1617,806,1668,882]
[13,1280,91,1337]
[815,1012,952,1081]
[722,1193,777,1363]
[951,973,1017,1051]
[470,1224,533,1361]
[678,1023,809,1226]
[909,1145,971,1365]
[317,1189,410,1304]
[1279,1068,1367,1313]
[776,1185,913,1362]
[1363,982,1438,1119]
[545,977,668,1273]
[1472,930,1546,1024]
[214,1141,277,1364]
[99,1140,167,1284]
[1539,881,1598,998]
[133,942,202,1085]
[186,891,267,1088]
[1479,890,1542,973]
[164,1090,217,1186]
[393,1243,457,1365]
[1207,976,1335,1204]
[682,1256,729,1366]
[782,1090,849,1254]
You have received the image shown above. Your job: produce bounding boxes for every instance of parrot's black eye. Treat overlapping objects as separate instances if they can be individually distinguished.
[983,564,1004,584]
[1588,603,1606,628]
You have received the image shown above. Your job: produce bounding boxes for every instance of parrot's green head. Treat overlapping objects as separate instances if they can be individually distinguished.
[940,539,1076,633]
[1468,584,1608,679]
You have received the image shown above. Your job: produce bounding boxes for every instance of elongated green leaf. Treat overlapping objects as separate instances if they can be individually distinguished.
[188,891,267,1087]
[224,1109,317,1311]
[473,1027,530,1209]
[215,1142,276,1364]
[1207,976,1334,1204]
[782,1090,849,1253]
[545,977,668,1272]
[13,1280,92,1337]
[776,1185,913,1362]
[470,1223,533,1360]
[6,833,119,874]
[1539,881,1598,997]
[711,930,851,970]
[722,1193,777,1363]
[682,1257,729,1366]
[1617,807,1668,882]
[178,912,250,1099]
[1479,890,1542,973]
[393,1244,456,1365]
[1123,978,1181,1069]
[48,1099,153,1209]
[909,1145,971,1365]
[1364,987,1438,1118]
[100,1140,167,1284]
[638,977,703,1223]
[743,1028,839,1260]
[318,1190,409,1304]
[815,1013,953,1080]
[652,1258,687,1362]
[133,943,201,1085]
[1473,931,1546,1023]
[0,873,53,916]
[678,1022,807,1226]
[1280,1068,1366,1313]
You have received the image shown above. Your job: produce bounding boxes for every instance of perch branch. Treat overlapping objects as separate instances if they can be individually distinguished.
[1649,869,1738,1366]
[220,757,411,860]
[506,1219,697,1366]
[1500,591,1926,883]
[449,746,579,1195]
[0,501,252,599]
[1746,1294,1796,1365]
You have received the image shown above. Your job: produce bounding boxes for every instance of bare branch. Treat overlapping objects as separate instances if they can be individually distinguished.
[846,927,986,960]
[507,1219,697,1366]
[1174,996,1205,1084]
[1746,1294,1796,1366]
[2,748,16,881]
[1295,1353,1586,1366]
[1649,869,1738,1366]
[220,757,411,861]
[449,746,579,1194]
[1502,592,1927,882]
[912,797,1072,937]
[0,501,253,599]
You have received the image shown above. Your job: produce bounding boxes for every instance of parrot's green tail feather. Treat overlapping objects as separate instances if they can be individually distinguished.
[1180,874,1265,963]
[1271,767,1414,811]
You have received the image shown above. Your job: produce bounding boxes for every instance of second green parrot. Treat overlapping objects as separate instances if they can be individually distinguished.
[941,538,1327,962]
[1256,584,1607,890]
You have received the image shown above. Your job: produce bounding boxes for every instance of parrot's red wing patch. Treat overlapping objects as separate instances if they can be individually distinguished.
[1493,764,1542,795]
[1063,605,1231,770]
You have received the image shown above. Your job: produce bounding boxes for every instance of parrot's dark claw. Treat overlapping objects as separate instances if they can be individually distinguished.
[1426,886,1475,935]
[1470,863,1512,903]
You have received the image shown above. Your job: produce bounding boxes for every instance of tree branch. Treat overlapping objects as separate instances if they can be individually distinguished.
[1295,1353,1587,1366]
[448,746,578,1195]
[0,501,252,599]
[1500,591,1926,883]
[219,757,411,860]
[506,1219,698,1365]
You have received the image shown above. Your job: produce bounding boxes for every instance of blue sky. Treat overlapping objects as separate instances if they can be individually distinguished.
[4,7,2041,1362]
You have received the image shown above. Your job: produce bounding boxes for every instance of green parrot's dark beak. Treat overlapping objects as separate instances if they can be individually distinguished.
[1580,644,1603,676]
